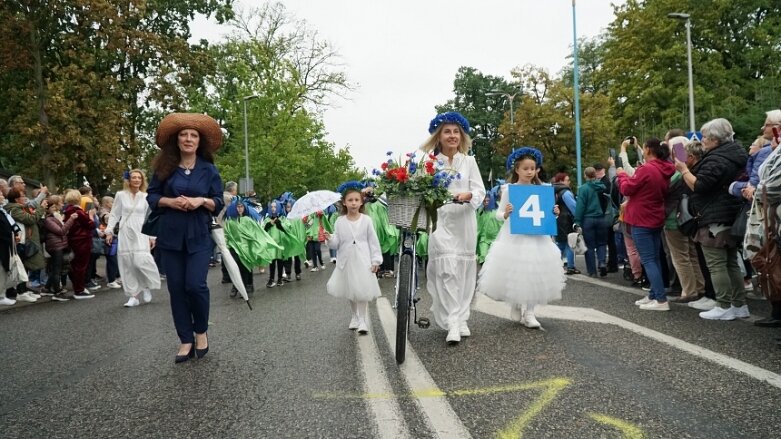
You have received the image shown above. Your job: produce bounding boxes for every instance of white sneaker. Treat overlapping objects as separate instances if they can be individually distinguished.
[281,273,288,280]
[21,290,41,299]
[446,327,461,344]
[459,321,471,337]
[330,257,337,264]
[310,267,319,272]
[304,260,311,268]
[142,289,152,303]
[731,304,750,319]
[357,319,368,334]
[744,281,754,291]
[699,306,736,320]
[689,297,717,311]
[0,297,16,306]
[348,314,360,330]
[639,300,670,311]
[16,293,37,302]
[635,296,653,306]
[522,310,542,328]
[106,281,122,289]
[123,296,140,307]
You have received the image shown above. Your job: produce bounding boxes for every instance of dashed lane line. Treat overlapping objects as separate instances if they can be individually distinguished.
[474,295,781,390]
[376,297,472,439]
[356,314,410,439]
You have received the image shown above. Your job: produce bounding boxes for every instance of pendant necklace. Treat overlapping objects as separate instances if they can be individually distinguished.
[181,161,195,175]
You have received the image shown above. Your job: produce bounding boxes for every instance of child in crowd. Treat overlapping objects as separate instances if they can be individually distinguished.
[325,182,383,334]
[282,197,306,280]
[305,211,329,271]
[476,189,502,264]
[263,200,286,288]
[478,147,566,328]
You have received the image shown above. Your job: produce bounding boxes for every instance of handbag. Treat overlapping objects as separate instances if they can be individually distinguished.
[751,191,781,300]
[743,195,763,259]
[676,194,699,237]
[141,210,161,236]
[15,224,39,259]
[730,201,751,240]
[91,236,105,255]
[6,241,28,288]
[567,231,587,255]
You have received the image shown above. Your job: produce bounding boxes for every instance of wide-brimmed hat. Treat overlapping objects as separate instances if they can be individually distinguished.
[155,113,223,151]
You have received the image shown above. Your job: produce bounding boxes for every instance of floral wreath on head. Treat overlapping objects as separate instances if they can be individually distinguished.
[336,180,366,195]
[428,111,471,135]
[506,147,543,171]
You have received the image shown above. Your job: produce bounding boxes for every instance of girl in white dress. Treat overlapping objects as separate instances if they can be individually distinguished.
[422,112,486,344]
[325,183,383,334]
[105,169,162,307]
[478,147,566,328]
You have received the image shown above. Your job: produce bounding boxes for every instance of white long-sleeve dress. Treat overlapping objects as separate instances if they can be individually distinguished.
[425,152,486,330]
[477,184,566,305]
[106,191,161,297]
[326,214,383,301]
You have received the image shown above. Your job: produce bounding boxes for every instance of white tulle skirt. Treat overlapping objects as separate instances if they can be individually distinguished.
[326,255,382,302]
[477,225,566,306]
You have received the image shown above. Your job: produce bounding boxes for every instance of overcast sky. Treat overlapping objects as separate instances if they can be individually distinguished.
[191,0,626,173]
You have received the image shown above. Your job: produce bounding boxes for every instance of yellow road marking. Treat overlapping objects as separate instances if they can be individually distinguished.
[588,413,645,439]
[495,378,572,439]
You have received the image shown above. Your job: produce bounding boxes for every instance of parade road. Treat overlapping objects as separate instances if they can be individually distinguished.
[2,260,780,438]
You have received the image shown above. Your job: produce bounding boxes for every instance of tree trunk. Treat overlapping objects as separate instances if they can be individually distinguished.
[30,22,53,188]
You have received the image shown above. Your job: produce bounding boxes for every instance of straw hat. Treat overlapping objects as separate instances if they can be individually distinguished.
[155,113,223,151]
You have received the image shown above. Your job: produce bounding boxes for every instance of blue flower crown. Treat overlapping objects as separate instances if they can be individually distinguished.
[337,180,366,194]
[428,111,471,135]
[505,147,543,171]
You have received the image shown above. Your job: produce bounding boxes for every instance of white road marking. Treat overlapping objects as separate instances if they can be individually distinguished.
[376,297,472,439]
[569,274,762,322]
[474,295,781,390]
[356,315,410,439]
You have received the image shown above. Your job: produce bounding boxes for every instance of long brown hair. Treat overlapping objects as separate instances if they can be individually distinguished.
[151,131,215,181]
[507,156,542,185]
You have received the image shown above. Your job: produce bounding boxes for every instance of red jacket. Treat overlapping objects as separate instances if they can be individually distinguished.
[617,158,676,228]
[63,205,94,244]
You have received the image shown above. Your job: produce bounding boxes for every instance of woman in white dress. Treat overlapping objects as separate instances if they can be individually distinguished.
[105,169,162,307]
[325,183,383,334]
[422,112,486,344]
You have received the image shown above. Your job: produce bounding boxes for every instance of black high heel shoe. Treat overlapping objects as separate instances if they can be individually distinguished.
[175,345,195,364]
[195,334,209,359]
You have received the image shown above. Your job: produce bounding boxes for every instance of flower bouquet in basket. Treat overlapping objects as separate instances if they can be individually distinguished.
[372,151,460,231]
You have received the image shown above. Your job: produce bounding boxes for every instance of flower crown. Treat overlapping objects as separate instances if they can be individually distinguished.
[506,147,543,171]
[428,111,471,135]
[337,180,366,195]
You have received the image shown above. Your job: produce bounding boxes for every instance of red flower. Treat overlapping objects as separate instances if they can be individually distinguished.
[425,161,435,175]
[381,162,389,171]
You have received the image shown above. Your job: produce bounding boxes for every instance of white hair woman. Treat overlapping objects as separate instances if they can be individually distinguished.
[421,112,486,344]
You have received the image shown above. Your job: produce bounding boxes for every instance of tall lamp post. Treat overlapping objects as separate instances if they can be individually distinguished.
[572,0,583,187]
[242,94,259,194]
[486,90,521,127]
[668,12,695,134]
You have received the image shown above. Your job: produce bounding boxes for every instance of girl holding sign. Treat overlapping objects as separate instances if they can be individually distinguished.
[478,147,566,329]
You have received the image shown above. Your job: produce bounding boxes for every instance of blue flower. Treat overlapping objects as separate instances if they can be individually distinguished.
[428,111,471,135]
[337,180,366,194]
[456,173,462,179]
[505,147,543,171]
[409,162,417,174]
[386,151,393,156]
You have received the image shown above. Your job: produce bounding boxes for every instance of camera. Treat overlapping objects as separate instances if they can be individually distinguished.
[625,136,635,145]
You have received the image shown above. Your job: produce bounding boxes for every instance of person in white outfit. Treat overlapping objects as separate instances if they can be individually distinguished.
[325,182,383,334]
[422,112,486,344]
[478,147,566,328]
[105,169,162,307]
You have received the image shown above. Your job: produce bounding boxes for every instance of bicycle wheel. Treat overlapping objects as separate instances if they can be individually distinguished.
[395,253,413,364]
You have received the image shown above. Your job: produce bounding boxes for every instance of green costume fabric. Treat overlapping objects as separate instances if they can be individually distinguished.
[261,217,286,260]
[305,214,331,240]
[415,231,429,259]
[280,216,307,259]
[224,217,282,268]
[476,208,502,264]
[365,202,399,255]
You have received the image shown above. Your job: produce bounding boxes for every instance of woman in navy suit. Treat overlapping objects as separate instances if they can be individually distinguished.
[147,113,225,363]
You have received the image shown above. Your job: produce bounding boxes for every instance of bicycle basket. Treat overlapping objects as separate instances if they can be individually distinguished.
[387,195,428,230]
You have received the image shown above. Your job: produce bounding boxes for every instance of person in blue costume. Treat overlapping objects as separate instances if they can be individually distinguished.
[147,113,225,364]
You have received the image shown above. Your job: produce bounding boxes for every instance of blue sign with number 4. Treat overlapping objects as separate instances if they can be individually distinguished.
[508,185,557,235]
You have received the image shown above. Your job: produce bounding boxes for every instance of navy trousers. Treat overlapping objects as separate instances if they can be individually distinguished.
[160,247,211,344]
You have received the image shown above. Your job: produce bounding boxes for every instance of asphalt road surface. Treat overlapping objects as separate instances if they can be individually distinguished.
[2,257,780,438]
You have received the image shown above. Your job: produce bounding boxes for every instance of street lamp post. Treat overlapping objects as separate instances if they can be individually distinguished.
[668,12,695,134]
[242,94,259,194]
[486,90,521,127]
[572,0,583,187]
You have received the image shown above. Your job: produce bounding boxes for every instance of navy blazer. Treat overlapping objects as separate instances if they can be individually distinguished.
[147,157,224,254]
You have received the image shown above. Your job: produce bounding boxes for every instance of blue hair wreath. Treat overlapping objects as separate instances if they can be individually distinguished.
[505,147,543,171]
[428,111,471,135]
[337,180,365,194]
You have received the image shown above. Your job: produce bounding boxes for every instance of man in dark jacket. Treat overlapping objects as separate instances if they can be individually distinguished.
[675,118,749,321]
